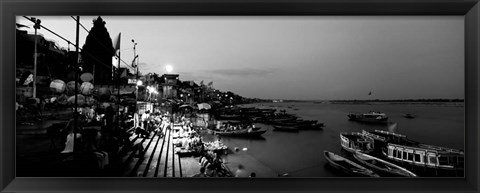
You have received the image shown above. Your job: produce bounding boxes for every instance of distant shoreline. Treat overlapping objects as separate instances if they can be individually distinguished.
[246,99,465,107]
[328,99,464,102]
[328,101,464,107]
[263,99,464,103]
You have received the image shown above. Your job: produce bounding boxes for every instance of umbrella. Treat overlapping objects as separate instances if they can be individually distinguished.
[80,72,94,82]
[67,94,86,105]
[197,103,212,110]
[80,82,94,96]
[49,79,66,94]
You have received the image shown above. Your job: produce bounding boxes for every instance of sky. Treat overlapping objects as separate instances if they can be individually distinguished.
[16,16,464,100]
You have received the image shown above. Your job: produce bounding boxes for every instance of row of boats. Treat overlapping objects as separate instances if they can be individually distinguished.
[325,129,464,177]
[266,110,324,132]
[210,107,325,137]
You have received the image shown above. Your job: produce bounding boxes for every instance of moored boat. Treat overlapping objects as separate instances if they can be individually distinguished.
[283,119,318,125]
[340,132,375,153]
[324,151,380,177]
[273,125,299,132]
[259,108,276,114]
[361,129,464,173]
[352,151,417,177]
[271,119,316,126]
[215,128,267,138]
[268,117,297,123]
[382,143,464,171]
[348,111,388,124]
[404,114,416,119]
[298,122,325,130]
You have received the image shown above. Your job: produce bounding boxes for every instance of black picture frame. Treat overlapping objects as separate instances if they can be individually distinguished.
[1,0,478,192]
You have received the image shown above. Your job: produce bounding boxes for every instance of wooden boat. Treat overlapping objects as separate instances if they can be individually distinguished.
[324,151,380,177]
[266,112,298,123]
[215,121,260,131]
[203,141,228,154]
[259,108,276,114]
[268,117,297,123]
[340,132,375,153]
[271,118,316,125]
[270,120,309,127]
[362,129,464,172]
[348,111,388,124]
[404,114,416,119]
[273,125,299,132]
[282,119,318,125]
[352,151,417,177]
[298,122,325,130]
[298,123,325,130]
[215,128,267,138]
[382,143,464,171]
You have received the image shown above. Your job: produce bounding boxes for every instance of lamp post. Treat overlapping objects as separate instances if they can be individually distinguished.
[31,18,41,98]
[74,16,80,154]
[135,80,143,127]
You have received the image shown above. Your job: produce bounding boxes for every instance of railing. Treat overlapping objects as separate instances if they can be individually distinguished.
[361,130,386,142]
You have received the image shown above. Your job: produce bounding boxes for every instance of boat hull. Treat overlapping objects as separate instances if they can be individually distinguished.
[382,143,464,172]
[353,151,417,177]
[215,129,267,138]
[324,151,379,177]
[348,113,388,124]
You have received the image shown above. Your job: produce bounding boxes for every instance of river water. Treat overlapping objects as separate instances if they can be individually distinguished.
[214,101,464,177]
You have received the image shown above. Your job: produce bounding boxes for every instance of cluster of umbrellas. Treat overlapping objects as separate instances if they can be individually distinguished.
[48,72,113,106]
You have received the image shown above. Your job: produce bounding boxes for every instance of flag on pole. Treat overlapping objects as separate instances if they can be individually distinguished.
[120,68,128,78]
[131,55,138,67]
[368,91,372,96]
[16,23,30,28]
[113,32,121,56]
[208,81,213,87]
[112,56,120,68]
[23,74,33,85]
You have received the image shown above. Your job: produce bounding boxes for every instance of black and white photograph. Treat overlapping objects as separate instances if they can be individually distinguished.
[15,16,464,178]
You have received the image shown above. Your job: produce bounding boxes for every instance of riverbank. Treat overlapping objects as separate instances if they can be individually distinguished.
[329,101,464,107]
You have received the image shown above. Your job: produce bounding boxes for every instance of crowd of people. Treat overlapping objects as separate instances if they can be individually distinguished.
[55,106,175,173]
[220,121,256,132]
[57,106,138,172]
[51,106,256,177]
